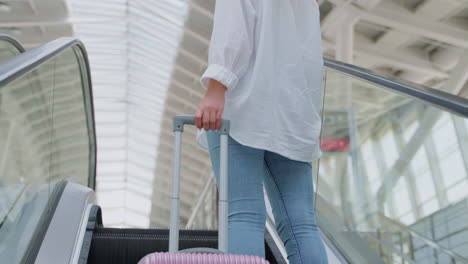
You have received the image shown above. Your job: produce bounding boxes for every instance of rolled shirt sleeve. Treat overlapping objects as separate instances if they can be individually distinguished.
[200,0,257,91]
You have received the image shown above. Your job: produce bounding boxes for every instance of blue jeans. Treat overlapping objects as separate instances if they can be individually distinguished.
[206,131,328,264]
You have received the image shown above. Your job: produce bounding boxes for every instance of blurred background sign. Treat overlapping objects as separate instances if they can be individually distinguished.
[321,138,350,151]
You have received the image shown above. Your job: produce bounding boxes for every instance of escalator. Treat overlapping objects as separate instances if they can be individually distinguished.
[0,35,25,232]
[0,36,467,263]
[0,37,96,263]
[0,34,25,61]
[0,37,286,264]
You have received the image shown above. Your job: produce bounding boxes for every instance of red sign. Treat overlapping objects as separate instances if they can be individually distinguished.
[320,138,349,151]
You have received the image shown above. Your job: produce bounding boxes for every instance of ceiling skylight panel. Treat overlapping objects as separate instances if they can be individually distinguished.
[125,193,152,212]
[129,5,184,30]
[69,0,190,227]
[128,58,173,78]
[127,82,168,98]
[70,0,127,17]
[127,92,166,109]
[127,85,166,101]
[74,22,127,35]
[128,45,176,68]
[126,162,157,180]
[96,128,126,139]
[127,176,155,192]
[128,58,173,76]
[129,21,181,48]
[132,0,188,26]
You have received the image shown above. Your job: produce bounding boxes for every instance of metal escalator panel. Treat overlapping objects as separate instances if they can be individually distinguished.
[0,34,24,62]
[0,38,96,264]
[316,61,468,263]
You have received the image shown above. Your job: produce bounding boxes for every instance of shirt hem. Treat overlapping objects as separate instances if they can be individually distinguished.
[196,129,322,162]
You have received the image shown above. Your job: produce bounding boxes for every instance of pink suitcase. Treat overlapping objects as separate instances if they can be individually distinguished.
[138,116,269,264]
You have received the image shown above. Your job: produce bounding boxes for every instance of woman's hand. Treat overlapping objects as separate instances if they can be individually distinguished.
[195,79,227,131]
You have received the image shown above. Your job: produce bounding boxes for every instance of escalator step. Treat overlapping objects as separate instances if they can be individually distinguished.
[87,228,281,264]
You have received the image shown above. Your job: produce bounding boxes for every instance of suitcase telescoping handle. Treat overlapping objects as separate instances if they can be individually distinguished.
[169,115,230,253]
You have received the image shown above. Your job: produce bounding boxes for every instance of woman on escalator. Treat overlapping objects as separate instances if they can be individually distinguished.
[195,0,328,263]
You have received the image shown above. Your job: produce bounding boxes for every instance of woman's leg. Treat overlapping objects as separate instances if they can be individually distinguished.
[206,131,267,257]
[262,151,328,264]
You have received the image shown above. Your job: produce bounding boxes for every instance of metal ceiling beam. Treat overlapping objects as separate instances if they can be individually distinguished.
[441,52,468,95]
[187,0,214,20]
[324,0,468,49]
[321,0,361,38]
[352,0,382,10]
[172,78,204,100]
[375,0,463,49]
[174,64,202,84]
[361,5,468,49]
[321,0,382,37]
[323,37,448,79]
[179,47,207,68]
[415,0,465,18]
[0,17,122,27]
[321,0,467,89]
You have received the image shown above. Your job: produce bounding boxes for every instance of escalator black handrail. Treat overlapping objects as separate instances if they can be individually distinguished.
[0,34,25,53]
[324,58,468,117]
[0,37,97,190]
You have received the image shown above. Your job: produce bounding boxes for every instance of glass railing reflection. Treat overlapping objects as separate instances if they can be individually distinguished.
[0,42,95,263]
[316,67,468,263]
[0,35,23,62]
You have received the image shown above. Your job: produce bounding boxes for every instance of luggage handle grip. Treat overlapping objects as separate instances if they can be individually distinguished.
[169,115,230,254]
[173,115,230,134]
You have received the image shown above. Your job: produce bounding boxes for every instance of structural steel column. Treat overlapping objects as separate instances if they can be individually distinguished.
[348,108,373,224]
[392,123,422,219]
[335,17,372,224]
[371,134,397,218]
[418,110,448,208]
[452,116,468,175]
[336,153,352,221]
[336,22,355,64]
[376,108,440,206]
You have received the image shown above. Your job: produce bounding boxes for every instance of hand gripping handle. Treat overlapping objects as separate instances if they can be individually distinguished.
[173,115,230,134]
[169,115,230,254]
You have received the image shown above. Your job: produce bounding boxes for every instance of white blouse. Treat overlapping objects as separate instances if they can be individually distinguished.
[196,0,324,162]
